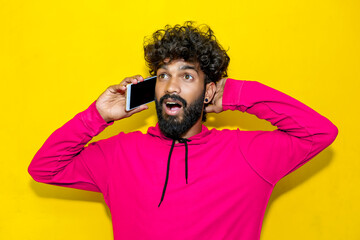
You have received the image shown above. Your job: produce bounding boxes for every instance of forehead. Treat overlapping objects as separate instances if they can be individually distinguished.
[158,59,201,72]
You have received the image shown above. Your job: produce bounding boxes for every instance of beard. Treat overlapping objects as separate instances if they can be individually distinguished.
[155,91,205,139]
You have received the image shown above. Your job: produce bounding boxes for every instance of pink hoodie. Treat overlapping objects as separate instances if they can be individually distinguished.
[29,79,338,239]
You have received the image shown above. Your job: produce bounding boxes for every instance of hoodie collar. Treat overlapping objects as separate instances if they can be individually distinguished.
[147,123,212,146]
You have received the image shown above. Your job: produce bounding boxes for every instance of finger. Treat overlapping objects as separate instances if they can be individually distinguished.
[127,104,149,116]
[113,76,140,93]
[109,75,145,94]
[108,83,127,94]
[120,76,139,86]
[205,105,215,113]
[132,75,144,84]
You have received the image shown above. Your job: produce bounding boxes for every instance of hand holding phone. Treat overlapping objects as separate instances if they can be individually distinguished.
[126,76,157,111]
[96,75,149,123]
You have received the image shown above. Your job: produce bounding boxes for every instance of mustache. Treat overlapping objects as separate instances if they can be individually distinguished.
[159,94,187,108]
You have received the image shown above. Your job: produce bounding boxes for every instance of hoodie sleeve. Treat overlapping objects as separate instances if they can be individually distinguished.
[222,79,338,185]
[28,101,114,195]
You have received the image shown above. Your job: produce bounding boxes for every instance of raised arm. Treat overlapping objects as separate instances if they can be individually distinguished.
[207,78,338,184]
[28,75,148,193]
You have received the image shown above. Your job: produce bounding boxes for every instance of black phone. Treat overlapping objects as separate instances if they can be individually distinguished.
[126,76,157,111]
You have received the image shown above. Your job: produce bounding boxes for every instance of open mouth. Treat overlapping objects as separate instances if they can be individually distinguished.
[163,99,183,116]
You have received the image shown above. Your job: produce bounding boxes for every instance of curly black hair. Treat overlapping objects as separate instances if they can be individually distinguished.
[143,21,230,84]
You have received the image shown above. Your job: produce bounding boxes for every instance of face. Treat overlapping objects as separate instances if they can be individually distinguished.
[155,59,207,139]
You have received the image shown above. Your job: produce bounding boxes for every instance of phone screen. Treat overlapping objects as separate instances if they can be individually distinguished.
[126,76,157,111]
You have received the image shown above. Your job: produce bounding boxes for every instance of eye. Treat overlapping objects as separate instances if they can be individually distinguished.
[184,74,193,80]
[158,73,168,79]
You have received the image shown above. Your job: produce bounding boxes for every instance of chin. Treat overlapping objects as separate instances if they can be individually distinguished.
[162,111,184,122]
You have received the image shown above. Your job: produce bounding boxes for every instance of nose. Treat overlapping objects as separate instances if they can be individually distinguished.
[165,77,181,94]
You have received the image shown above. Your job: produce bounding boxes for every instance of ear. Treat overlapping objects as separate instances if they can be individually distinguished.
[204,82,216,104]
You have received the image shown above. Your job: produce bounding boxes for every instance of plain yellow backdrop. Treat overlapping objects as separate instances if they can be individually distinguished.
[1,0,359,239]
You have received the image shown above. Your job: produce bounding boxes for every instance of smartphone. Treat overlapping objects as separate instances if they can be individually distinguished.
[126,76,157,111]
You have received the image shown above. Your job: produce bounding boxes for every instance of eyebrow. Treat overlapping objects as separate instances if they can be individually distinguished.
[158,64,199,73]
[180,65,199,73]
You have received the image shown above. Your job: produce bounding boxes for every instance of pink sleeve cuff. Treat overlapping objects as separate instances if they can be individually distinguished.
[79,101,114,136]
[222,78,245,111]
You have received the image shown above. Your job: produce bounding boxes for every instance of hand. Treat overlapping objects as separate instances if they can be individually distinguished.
[96,75,148,123]
[205,78,227,113]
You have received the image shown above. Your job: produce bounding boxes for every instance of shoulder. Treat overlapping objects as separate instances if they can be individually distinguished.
[209,127,275,142]
[88,130,147,149]
[208,127,240,140]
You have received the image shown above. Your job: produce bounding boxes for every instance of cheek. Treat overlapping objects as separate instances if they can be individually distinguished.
[183,84,204,102]
[154,82,162,100]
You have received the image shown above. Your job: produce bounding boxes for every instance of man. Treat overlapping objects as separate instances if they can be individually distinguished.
[28,22,338,239]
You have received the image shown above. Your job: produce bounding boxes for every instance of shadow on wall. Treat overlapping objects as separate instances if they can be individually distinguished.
[29,107,335,221]
[29,181,112,219]
[264,148,333,220]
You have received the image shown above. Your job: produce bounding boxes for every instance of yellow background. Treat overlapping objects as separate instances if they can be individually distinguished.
[1,0,359,239]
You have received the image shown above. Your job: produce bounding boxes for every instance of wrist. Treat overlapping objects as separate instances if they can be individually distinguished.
[95,101,115,123]
[81,102,113,136]
[222,79,244,110]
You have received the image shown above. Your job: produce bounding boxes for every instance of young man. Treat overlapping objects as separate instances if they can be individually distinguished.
[28,22,338,239]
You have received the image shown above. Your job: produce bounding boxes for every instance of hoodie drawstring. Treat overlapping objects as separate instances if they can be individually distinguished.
[178,138,191,184]
[158,138,191,207]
